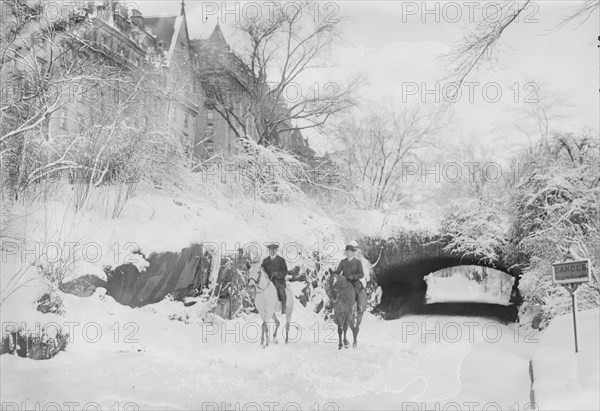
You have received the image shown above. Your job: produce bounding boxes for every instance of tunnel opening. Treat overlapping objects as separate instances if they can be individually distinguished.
[376,262,520,323]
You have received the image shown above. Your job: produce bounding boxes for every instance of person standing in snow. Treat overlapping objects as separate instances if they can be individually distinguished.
[261,243,288,314]
[331,245,367,315]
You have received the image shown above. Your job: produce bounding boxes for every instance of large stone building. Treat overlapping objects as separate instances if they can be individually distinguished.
[1,0,188,140]
[1,0,312,165]
[191,23,314,160]
[191,23,259,159]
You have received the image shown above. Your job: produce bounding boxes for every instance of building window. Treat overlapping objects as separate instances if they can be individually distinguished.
[207,109,214,120]
[206,124,214,137]
[205,140,214,154]
[58,111,68,130]
[184,111,190,129]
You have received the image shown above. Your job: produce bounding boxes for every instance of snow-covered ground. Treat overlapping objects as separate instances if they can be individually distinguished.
[425,266,515,306]
[3,186,597,410]
[531,308,600,411]
[1,285,538,410]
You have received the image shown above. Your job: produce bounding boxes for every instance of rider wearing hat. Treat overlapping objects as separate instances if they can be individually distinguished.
[260,243,288,314]
[332,244,365,314]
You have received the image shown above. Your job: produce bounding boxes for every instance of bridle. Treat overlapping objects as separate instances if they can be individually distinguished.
[248,269,271,294]
[329,273,352,302]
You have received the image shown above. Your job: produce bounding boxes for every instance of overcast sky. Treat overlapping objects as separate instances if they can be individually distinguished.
[137,1,598,154]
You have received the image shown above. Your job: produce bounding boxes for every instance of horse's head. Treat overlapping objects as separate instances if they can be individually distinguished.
[328,272,347,303]
[246,267,260,300]
[247,265,269,300]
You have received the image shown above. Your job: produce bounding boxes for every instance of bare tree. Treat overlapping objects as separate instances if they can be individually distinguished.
[332,104,443,209]
[1,1,184,210]
[196,1,360,149]
[553,0,600,30]
[445,0,598,89]
[1,2,118,197]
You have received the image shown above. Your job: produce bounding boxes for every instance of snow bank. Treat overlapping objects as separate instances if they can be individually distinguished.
[0,183,351,316]
[531,308,600,410]
[337,208,440,240]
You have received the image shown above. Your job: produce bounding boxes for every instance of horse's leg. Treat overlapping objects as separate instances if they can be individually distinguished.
[272,313,280,344]
[343,316,350,348]
[351,312,358,348]
[285,321,290,344]
[260,321,265,347]
[261,321,269,348]
[337,321,343,350]
[285,289,292,344]
[265,320,270,346]
[353,309,363,348]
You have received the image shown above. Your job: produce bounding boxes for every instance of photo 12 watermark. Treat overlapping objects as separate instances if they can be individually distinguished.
[399,1,539,24]
[2,321,140,345]
[1,240,143,266]
[401,81,539,104]
[201,402,339,411]
[200,1,340,24]
[1,402,139,411]
[400,401,539,410]
[400,320,539,344]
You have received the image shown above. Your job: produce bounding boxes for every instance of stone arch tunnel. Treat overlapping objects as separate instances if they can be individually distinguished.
[359,234,524,322]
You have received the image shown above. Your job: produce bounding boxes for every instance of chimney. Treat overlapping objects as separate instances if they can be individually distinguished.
[131,9,143,28]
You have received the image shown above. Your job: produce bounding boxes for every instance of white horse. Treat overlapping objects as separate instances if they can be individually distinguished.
[247,267,294,347]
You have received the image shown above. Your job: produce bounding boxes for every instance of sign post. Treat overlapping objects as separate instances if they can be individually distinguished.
[551,259,591,353]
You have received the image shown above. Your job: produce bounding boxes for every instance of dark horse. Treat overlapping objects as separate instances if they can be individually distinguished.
[327,273,366,349]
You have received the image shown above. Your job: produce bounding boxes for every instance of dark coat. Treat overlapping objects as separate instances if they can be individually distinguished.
[333,258,364,281]
[261,255,288,283]
[333,258,364,292]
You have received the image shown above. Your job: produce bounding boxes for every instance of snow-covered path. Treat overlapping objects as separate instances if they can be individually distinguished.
[1,293,538,410]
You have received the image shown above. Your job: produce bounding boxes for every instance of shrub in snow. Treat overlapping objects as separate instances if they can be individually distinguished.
[230,139,311,204]
[35,292,65,315]
[509,132,600,325]
[0,325,69,360]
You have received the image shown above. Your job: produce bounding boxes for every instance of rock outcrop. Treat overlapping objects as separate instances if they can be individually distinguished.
[106,244,211,307]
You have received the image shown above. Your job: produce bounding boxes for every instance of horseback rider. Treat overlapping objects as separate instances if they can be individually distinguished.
[332,245,366,315]
[260,243,288,314]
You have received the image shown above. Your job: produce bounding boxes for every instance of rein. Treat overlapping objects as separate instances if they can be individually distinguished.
[331,275,353,292]
[330,275,354,301]
[248,269,271,294]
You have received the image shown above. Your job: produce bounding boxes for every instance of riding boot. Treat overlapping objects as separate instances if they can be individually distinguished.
[355,288,362,313]
[281,291,287,314]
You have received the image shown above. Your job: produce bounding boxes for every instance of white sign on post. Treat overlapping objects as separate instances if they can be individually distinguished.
[551,259,591,353]
[552,259,591,284]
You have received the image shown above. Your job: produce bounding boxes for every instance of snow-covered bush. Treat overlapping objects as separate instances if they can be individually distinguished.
[1,323,69,360]
[231,138,312,205]
[509,131,600,324]
[439,199,508,265]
